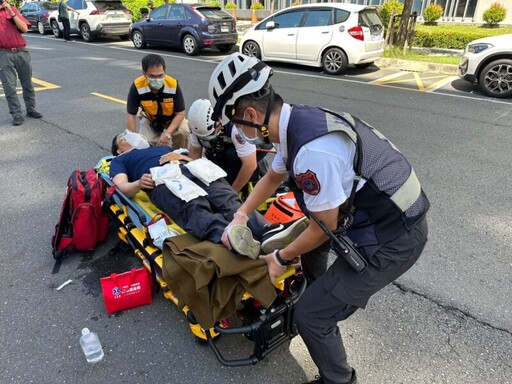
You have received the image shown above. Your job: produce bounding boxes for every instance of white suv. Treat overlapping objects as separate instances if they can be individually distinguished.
[458,34,512,98]
[240,3,384,75]
[49,0,132,42]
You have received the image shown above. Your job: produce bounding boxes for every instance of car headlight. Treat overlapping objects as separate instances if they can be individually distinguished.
[468,43,493,54]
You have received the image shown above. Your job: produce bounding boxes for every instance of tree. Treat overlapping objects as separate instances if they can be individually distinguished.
[394,0,413,49]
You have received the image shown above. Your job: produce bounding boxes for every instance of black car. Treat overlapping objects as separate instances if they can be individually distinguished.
[129,3,238,56]
[20,1,59,35]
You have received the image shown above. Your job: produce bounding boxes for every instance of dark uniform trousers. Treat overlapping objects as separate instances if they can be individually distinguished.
[295,216,428,384]
[147,168,268,243]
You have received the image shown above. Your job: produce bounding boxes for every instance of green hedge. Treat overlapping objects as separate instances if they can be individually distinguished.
[123,0,168,22]
[413,24,512,49]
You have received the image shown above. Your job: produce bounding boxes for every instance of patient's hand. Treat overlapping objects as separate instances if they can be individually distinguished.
[138,173,155,189]
[259,252,286,284]
[159,152,192,164]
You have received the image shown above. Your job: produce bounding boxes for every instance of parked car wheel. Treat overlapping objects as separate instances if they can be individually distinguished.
[242,41,261,59]
[322,48,348,75]
[218,44,234,53]
[81,23,95,42]
[37,21,46,35]
[478,59,512,98]
[182,34,199,56]
[131,30,147,49]
[51,20,62,38]
[355,62,373,69]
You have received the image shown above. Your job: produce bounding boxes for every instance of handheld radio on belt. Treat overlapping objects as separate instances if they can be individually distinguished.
[306,211,368,274]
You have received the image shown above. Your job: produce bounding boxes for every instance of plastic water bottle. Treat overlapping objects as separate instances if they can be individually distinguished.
[79,328,104,363]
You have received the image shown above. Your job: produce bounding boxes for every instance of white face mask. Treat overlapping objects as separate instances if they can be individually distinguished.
[124,131,150,150]
[235,112,264,146]
[236,126,263,146]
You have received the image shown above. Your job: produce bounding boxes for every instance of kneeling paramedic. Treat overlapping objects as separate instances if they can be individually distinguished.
[208,53,429,384]
[187,98,273,193]
[126,54,189,149]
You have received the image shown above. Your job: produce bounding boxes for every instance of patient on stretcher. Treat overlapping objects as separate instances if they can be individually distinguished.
[110,132,308,259]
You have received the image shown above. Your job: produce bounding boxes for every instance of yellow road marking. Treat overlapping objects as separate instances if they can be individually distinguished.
[413,72,425,92]
[0,77,59,97]
[32,77,60,90]
[372,71,456,93]
[425,76,459,92]
[370,71,409,85]
[91,92,126,105]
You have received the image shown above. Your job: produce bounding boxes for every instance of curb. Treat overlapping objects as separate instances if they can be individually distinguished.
[376,58,459,75]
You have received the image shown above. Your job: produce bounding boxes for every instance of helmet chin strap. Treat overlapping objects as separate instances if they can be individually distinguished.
[231,88,275,145]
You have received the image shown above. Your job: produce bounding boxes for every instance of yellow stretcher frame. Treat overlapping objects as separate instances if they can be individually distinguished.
[96,156,306,366]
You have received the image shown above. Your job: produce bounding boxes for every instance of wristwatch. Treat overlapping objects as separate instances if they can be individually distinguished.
[274,250,298,266]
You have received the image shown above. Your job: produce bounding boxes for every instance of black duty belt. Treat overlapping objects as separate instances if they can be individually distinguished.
[0,47,28,53]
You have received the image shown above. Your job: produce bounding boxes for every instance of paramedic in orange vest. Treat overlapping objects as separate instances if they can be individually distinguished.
[126,54,189,150]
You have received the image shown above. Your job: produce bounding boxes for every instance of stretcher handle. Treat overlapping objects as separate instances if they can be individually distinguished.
[207,275,307,367]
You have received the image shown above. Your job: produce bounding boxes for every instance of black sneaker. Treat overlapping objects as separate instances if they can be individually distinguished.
[260,216,309,254]
[303,370,356,384]
[27,111,43,119]
[13,116,23,126]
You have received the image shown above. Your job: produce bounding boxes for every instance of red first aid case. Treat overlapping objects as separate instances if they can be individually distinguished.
[100,268,153,314]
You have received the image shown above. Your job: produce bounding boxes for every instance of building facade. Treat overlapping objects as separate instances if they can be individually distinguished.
[224,0,512,24]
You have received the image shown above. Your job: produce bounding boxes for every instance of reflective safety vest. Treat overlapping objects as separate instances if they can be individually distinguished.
[286,105,429,245]
[134,75,178,127]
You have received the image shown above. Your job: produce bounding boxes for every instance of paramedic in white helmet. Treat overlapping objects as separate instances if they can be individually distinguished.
[208,53,429,384]
[187,98,270,193]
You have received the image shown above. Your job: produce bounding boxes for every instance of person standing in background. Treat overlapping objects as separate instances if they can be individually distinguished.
[58,0,75,42]
[0,0,43,126]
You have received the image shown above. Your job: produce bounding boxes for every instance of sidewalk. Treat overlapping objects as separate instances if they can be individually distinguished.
[235,21,460,75]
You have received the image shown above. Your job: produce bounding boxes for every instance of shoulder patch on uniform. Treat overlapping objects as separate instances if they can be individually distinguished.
[295,170,321,195]
[234,133,245,145]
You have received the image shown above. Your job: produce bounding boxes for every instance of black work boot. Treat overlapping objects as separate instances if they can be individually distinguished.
[13,116,24,126]
[304,369,357,384]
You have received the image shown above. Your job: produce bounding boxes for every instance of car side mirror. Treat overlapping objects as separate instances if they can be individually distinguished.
[265,21,275,30]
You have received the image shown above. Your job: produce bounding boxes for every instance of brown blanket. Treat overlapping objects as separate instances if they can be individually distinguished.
[162,234,277,329]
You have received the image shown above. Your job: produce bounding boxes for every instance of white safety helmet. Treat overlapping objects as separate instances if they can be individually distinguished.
[208,53,273,125]
[188,99,216,137]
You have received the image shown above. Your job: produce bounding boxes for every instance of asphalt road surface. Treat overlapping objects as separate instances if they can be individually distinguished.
[0,34,511,384]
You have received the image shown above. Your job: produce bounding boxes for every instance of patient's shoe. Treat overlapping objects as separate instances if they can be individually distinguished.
[227,224,261,260]
[261,216,310,254]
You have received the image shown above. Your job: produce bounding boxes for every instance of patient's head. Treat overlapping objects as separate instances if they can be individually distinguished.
[111,132,150,155]
[111,133,132,155]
